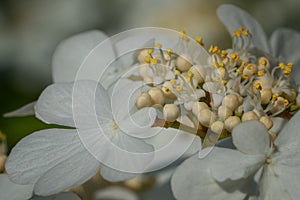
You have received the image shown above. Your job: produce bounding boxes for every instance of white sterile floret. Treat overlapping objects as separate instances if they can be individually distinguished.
[172,110,300,200]
[5,80,157,196]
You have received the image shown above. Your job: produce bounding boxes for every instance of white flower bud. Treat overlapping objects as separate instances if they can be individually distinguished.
[137,49,149,63]
[135,93,152,109]
[242,111,259,122]
[197,108,216,127]
[260,88,272,104]
[260,116,273,130]
[192,102,208,116]
[0,155,6,173]
[163,104,180,122]
[224,116,241,132]
[211,121,225,135]
[218,105,232,120]
[232,93,243,105]
[222,94,240,111]
[148,87,165,105]
[176,54,192,72]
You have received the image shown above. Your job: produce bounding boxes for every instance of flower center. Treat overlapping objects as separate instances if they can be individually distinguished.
[133,29,299,142]
[265,156,272,165]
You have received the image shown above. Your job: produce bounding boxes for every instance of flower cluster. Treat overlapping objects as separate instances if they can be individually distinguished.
[2,3,300,200]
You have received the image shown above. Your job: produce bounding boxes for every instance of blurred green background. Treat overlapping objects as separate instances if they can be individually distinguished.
[1,0,300,152]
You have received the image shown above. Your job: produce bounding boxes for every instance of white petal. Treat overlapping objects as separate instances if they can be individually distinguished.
[0,174,33,200]
[232,120,270,155]
[3,101,36,117]
[100,166,137,182]
[72,80,111,129]
[5,129,100,196]
[77,127,154,177]
[145,128,201,171]
[118,107,157,139]
[35,83,75,127]
[217,4,270,53]
[270,28,300,84]
[52,30,111,83]
[32,192,80,200]
[171,154,249,200]
[110,78,145,123]
[275,110,300,150]
[274,164,300,199]
[210,148,265,182]
[258,166,291,200]
[270,117,288,135]
[94,186,138,200]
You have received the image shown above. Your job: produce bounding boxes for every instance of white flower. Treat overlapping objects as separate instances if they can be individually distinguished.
[5,80,157,196]
[217,4,300,84]
[171,110,300,200]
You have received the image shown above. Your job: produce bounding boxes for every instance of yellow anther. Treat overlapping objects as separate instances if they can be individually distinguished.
[212,61,218,67]
[214,77,220,82]
[253,82,261,89]
[179,30,189,41]
[242,74,249,79]
[148,48,154,54]
[243,29,249,36]
[219,62,225,68]
[151,58,158,65]
[239,26,244,31]
[212,46,220,54]
[241,61,248,67]
[166,48,173,55]
[229,53,239,60]
[162,86,171,93]
[179,30,186,36]
[170,79,176,85]
[272,93,280,101]
[195,36,204,46]
[279,62,285,69]
[188,71,194,78]
[174,70,181,75]
[260,58,267,66]
[283,69,291,76]
[233,30,242,37]
[184,76,191,83]
[258,70,265,76]
[144,55,151,63]
[284,99,289,106]
[176,85,183,91]
[287,62,294,67]
[155,43,162,49]
[221,50,227,58]
[246,64,253,70]
[236,68,243,74]
[221,80,227,85]
[209,45,214,53]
